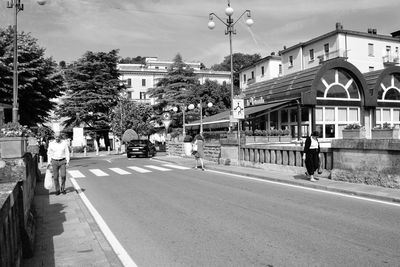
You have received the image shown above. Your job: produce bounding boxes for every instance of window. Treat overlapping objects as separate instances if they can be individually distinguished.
[386,46,391,55]
[155,66,159,69]
[368,43,374,56]
[261,66,265,76]
[243,74,247,84]
[309,49,314,61]
[279,64,282,75]
[289,56,293,67]
[324,43,329,54]
[316,68,360,100]
[127,92,132,99]
[140,92,146,99]
[369,66,374,72]
[142,79,146,86]
[251,71,254,79]
[316,106,360,138]
[127,78,132,87]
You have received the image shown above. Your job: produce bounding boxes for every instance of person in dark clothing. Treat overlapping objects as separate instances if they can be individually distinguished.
[303,131,321,182]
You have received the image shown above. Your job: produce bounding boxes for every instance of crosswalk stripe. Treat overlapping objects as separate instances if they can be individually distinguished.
[89,169,109,176]
[68,170,85,178]
[128,166,152,173]
[145,165,171,171]
[162,164,190,170]
[109,168,131,175]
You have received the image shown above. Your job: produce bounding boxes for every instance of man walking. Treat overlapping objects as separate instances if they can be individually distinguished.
[47,132,70,195]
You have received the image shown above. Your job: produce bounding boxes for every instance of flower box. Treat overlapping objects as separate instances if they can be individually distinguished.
[342,128,366,139]
[268,136,280,143]
[254,136,268,143]
[0,137,28,158]
[279,136,292,143]
[371,128,399,139]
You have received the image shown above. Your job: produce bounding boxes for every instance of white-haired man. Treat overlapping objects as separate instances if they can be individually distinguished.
[47,132,70,195]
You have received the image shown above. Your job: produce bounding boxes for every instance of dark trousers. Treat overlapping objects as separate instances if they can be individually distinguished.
[51,159,66,192]
[305,149,319,175]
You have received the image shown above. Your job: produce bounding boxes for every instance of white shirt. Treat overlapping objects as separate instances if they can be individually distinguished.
[310,137,319,149]
[47,140,70,164]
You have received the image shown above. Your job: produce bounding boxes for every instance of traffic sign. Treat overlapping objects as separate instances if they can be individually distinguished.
[232,99,244,119]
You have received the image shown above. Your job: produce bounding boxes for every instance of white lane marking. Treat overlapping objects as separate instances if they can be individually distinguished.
[145,165,171,171]
[89,169,109,176]
[70,178,138,267]
[162,164,190,170]
[128,166,152,173]
[67,170,85,178]
[109,168,131,175]
[207,169,400,207]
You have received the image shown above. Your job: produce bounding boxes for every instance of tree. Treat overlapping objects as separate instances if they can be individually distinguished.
[118,56,146,64]
[56,49,123,148]
[211,52,261,88]
[0,26,64,126]
[110,98,155,139]
[147,53,201,119]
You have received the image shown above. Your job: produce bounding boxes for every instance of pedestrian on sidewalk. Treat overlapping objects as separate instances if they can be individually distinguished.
[192,134,205,170]
[303,130,320,182]
[47,132,70,195]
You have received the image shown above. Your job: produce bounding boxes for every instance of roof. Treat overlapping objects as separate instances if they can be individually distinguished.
[280,29,400,54]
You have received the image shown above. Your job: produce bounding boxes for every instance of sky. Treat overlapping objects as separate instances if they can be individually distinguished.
[1,0,400,68]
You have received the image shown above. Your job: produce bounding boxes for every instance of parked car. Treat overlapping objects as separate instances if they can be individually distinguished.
[126,139,157,158]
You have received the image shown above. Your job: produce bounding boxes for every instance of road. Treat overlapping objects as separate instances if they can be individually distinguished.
[68,155,400,267]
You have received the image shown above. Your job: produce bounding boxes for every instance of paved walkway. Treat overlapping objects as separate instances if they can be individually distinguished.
[23,153,400,267]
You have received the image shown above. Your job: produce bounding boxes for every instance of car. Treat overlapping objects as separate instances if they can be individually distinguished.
[126,139,157,158]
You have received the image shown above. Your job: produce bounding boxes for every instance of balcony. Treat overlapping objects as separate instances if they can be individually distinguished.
[383,54,400,66]
[318,49,348,64]
[247,78,255,85]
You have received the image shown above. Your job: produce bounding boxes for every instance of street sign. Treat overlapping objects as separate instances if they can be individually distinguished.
[232,98,245,119]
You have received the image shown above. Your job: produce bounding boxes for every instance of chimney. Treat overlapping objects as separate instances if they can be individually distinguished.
[335,22,343,30]
[368,28,377,34]
[271,52,275,56]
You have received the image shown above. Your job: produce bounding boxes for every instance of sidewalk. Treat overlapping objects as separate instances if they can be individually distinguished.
[22,167,123,267]
[23,153,400,267]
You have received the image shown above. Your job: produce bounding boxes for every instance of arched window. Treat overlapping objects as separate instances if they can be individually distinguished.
[316,69,360,100]
[378,74,400,101]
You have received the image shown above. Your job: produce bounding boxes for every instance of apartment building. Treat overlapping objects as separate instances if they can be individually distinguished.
[118,57,231,105]
[239,54,282,91]
[281,23,400,75]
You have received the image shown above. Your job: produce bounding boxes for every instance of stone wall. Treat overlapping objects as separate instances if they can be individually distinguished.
[331,139,400,189]
[167,141,221,163]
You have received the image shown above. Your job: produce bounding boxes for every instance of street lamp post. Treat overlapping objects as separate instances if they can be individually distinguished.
[208,0,254,121]
[172,106,187,138]
[188,100,213,137]
[7,0,46,123]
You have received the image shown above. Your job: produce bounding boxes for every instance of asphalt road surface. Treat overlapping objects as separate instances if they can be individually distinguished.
[68,155,400,267]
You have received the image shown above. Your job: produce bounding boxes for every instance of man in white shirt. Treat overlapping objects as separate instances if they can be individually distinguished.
[47,132,70,195]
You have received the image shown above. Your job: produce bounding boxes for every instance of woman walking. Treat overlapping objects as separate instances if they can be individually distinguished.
[303,131,320,182]
[192,135,205,170]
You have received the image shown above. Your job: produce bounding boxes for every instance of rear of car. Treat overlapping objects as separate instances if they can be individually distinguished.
[126,139,156,158]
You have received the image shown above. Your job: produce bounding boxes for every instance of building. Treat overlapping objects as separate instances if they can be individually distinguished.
[118,57,231,105]
[239,54,282,91]
[281,23,400,75]
[196,24,400,140]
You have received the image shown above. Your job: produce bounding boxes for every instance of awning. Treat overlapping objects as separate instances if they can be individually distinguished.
[185,98,298,128]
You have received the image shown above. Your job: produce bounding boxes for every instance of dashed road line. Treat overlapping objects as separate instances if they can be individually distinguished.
[89,169,109,176]
[145,165,171,171]
[109,168,131,175]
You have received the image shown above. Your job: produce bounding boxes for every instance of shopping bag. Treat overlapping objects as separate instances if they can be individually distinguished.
[44,168,53,190]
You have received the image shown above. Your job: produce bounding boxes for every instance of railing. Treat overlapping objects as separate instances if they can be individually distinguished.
[240,144,333,170]
[0,153,39,266]
[318,49,348,63]
[382,54,399,65]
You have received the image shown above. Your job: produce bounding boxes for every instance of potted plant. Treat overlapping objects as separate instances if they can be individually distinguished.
[279,129,292,142]
[267,129,280,143]
[0,123,34,158]
[342,123,366,139]
[371,123,399,139]
[183,135,193,156]
[253,129,267,143]
[244,129,255,143]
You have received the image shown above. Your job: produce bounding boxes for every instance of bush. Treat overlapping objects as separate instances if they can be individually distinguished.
[244,129,253,136]
[344,123,362,130]
[254,129,264,136]
[374,122,393,129]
